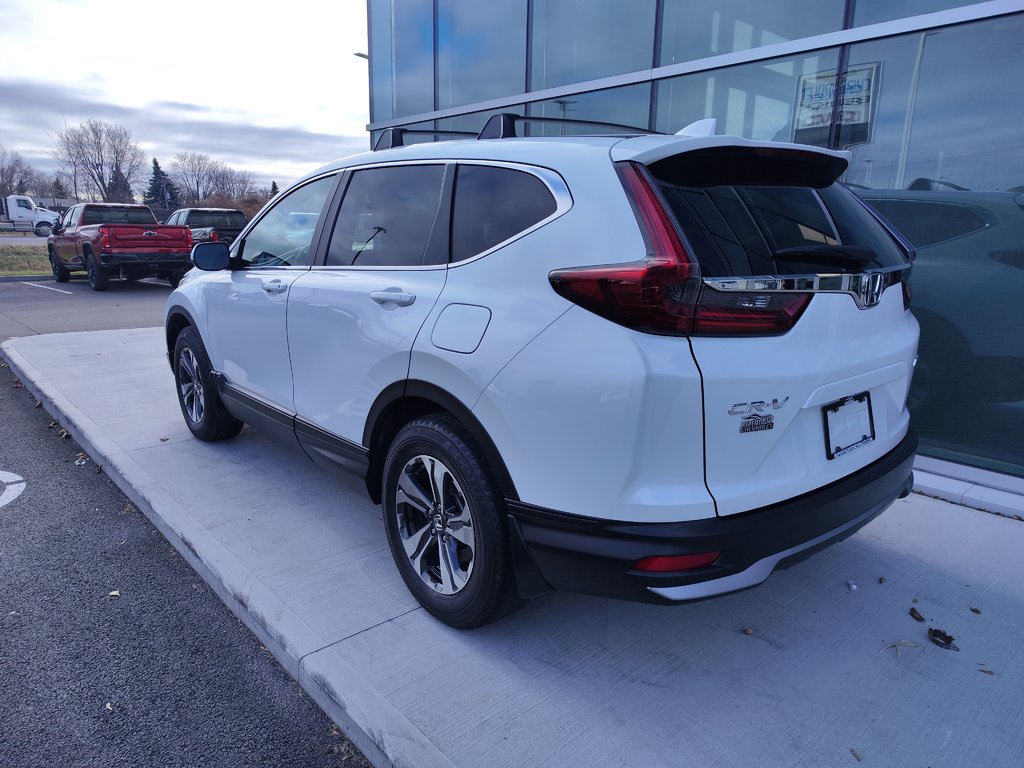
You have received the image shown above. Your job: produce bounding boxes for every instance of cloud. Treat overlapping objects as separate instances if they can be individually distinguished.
[0,79,370,188]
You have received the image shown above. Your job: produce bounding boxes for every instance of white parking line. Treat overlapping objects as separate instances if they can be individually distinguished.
[23,282,73,295]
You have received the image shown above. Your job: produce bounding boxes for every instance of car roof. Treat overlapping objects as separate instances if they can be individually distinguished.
[300,133,850,186]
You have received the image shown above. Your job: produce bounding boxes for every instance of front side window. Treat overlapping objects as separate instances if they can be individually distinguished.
[16,198,32,210]
[237,176,335,268]
[451,165,557,262]
[326,165,446,267]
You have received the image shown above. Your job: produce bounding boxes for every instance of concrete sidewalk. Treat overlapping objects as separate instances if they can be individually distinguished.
[3,327,1023,768]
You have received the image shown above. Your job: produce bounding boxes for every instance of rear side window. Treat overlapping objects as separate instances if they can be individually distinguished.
[188,210,248,228]
[649,148,908,277]
[326,165,446,267]
[451,165,556,263]
[860,199,990,248]
[81,207,157,225]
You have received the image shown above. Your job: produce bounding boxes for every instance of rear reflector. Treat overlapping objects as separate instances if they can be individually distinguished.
[632,552,721,573]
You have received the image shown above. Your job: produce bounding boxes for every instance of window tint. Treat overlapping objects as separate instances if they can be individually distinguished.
[81,207,158,225]
[238,175,335,268]
[657,181,908,276]
[326,165,445,267]
[188,210,247,227]
[16,198,32,210]
[451,165,556,262]
[860,199,990,248]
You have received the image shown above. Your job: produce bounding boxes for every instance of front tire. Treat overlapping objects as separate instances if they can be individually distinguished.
[35,222,53,238]
[85,253,109,291]
[382,415,520,629]
[173,326,244,441]
[49,249,70,283]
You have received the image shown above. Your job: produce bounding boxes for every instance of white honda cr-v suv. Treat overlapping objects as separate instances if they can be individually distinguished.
[165,115,918,628]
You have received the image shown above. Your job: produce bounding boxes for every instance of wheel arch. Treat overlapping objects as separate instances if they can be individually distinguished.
[363,380,519,505]
[165,306,199,371]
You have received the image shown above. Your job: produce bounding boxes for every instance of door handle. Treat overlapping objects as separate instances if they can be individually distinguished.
[370,289,416,307]
[261,280,288,295]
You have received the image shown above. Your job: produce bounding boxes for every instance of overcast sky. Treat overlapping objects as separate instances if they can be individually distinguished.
[0,0,370,191]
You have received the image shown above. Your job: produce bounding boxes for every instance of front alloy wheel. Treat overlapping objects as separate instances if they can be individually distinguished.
[177,346,205,425]
[172,326,243,442]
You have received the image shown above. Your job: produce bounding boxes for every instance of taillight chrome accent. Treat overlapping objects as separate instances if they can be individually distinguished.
[703,264,912,310]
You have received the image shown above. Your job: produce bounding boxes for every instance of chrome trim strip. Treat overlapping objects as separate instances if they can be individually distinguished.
[703,264,910,309]
[368,1,1023,131]
[648,500,890,601]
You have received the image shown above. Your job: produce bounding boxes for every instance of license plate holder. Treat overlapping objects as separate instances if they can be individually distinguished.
[822,392,875,460]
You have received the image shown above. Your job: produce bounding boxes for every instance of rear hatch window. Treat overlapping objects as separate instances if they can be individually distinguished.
[648,147,909,277]
[189,211,248,228]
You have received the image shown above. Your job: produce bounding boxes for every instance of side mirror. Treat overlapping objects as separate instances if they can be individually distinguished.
[191,241,231,271]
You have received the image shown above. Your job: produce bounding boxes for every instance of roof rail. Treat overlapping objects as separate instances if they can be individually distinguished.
[478,112,661,140]
[372,127,477,151]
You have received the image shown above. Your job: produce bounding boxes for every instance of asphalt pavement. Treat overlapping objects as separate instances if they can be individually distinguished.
[4,327,1024,768]
[0,296,369,767]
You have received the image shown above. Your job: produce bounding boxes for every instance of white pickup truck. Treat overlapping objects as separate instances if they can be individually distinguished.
[1,195,61,236]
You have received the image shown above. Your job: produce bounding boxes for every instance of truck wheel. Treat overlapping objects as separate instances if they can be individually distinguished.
[85,253,109,291]
[34,223,53,238]
[167,272,184,288]
[173,326,244,442]
[381,415,521,629]
[49,249,70,283]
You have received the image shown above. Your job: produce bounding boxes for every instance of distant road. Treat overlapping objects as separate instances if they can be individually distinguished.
[0,233,48,246]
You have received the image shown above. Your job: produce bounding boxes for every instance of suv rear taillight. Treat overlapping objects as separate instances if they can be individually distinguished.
[549,162,811,336]
[208,230,219,242]
[99,226,111,249]
[185,228,194,249]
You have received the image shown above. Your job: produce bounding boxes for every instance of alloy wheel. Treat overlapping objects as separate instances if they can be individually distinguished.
[394,454,476,595]
[177,347,205,424]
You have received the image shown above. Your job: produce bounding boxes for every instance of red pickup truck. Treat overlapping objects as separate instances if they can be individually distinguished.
[47,203,193,291]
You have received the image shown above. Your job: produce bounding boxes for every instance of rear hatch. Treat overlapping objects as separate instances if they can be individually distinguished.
[607,140,918,516]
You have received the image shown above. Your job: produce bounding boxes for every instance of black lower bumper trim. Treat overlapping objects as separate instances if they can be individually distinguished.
[507,431,917,604]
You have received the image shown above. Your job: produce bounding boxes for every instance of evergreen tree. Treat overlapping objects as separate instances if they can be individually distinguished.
[107,167,135,203]
[144,158,180,208]
[51,176,69,199]
[270,180,279,196]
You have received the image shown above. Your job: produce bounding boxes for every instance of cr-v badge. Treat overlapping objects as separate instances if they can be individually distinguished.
[730,398,789,433]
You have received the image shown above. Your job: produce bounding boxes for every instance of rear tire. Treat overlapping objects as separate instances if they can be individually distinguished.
[382,415,521,629]
[173,326,244,441]
[167,272,184,288]
[85,253,109,291]
[49,249,70,283]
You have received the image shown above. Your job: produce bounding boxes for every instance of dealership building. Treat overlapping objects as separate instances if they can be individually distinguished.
[366,0,1024,494]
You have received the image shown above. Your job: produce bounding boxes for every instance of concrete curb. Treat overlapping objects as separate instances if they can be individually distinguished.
[0,335,455,768]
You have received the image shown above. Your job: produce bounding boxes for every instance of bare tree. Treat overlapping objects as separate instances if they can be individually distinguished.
[0,147,30,196]
[171,151,218,204]
[16,166,54,197]
[51,119,146,202]
[209,164,257,199]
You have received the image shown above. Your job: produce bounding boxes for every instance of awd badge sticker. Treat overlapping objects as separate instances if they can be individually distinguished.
[739,414,774,433]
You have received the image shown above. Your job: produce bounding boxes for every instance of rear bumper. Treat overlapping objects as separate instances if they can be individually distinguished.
[98,253,190,269]
[507,430,917,604]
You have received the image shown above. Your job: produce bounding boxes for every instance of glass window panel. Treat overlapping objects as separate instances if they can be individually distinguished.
[238,176,335,268]
[660,0,844,66]
[451,165,556,262]
[844,16,1024,477]
[437,1,526,109]
[654,49,840,141]
[531,0,656,90]
[528,84,651,136]
[326,165,446,268]
[394,0,435,117]
[368,0,394,122]
[853,0,990,27]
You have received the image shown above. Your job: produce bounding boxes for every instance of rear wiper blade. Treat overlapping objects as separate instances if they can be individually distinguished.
[773,245,877,269]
